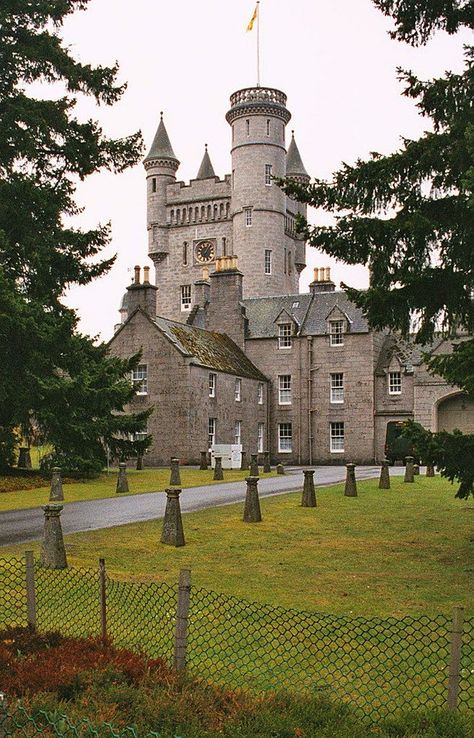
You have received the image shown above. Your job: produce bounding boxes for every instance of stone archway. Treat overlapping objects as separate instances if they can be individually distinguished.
[436,392,474,433]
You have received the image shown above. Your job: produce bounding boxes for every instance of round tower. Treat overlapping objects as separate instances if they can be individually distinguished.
[226,87,298,297]
[143,113,179,268]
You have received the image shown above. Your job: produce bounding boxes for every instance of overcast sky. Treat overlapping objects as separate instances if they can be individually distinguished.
[56,0,469,341]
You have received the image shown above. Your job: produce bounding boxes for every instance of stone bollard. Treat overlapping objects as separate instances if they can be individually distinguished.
[40,504,67,569]
[404,456,415,483]
[213,456,224,481]
[378,459,391,490]
[170,457,181,486]
[18,447,32,469]
[199,451,208,470]
[413,463,420,476]
[276,463,285,475]
[116,462,129,493]
[243,476,262,522]
[344,463,358,497]
[240,450,247,471]
[136,454,143,471]
[263,451,271,473]
[301,469,317,507]
[49,467,64,501]
[161,489,185,547]
[426,463,435,477]
[250,453,259,476]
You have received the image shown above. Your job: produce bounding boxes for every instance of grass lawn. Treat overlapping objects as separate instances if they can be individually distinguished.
[0,467,275,512]
[2,475,472,617]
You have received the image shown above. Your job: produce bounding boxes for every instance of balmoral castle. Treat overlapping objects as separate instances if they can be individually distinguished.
[109,84,473,466]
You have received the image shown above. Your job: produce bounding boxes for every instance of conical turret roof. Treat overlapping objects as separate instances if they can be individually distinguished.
[196,145,216,179]
[286,131,309,178]
[144,113,179,163]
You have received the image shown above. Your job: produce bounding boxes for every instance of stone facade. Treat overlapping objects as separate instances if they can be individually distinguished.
[110,83,473,466]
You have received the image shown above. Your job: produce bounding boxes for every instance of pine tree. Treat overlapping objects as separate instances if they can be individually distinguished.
[0,0,150,473]
[280,0,474,496]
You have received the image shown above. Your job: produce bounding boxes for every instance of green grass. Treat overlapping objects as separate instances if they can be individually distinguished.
[0,467,275,512]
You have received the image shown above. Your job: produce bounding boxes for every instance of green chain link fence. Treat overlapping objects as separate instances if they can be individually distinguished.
[1,556,472,722]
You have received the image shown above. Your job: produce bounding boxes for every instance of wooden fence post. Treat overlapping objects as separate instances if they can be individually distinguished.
[25,551,36,630]
[174,569,191,672]
[99,558,107,643]
[447,606,464,710]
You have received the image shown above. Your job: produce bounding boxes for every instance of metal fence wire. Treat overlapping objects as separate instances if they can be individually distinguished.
[0,556,472,722]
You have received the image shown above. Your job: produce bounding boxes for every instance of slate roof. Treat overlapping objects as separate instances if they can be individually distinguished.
[375,335,452,374]
[144,115,179,163]
[153,316,267,380]
[286,132,309,177]
[196,145,216,179]
[242,291,369,338]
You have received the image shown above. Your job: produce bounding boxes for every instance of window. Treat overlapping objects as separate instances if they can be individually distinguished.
[330,373,344,404]
[257,382,264,405]
[209,372,216,398]
[258,422,264,453]
[183,242,188,266]
[264,249,272,274]
[288,251,292,274]
[389,371,402,395]
[278,375,292,405]
[284,248,287,274]
[132,364,148,395]
[329,320,344,346]
[222,237,227,255]
[278,423,292,453]
[244,207,253,226]
[181,284,192,311]
[151,178,156,193]
[132,421,148,443]
[278,323,292,349]
[235,377,242,402]
[246,119,250,136]
[266,119,270,136]
[234,420,241,445]
[265,164,272,185]
[208,418,216,448]
[330,422,345,453]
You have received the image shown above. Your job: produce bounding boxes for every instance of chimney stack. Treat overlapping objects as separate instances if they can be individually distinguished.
[126,264,158,316]
[207,257,246,348]
[309,266,335,294]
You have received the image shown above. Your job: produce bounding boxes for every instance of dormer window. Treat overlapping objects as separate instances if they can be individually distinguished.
[278,323,292,349]
[329,320,344,346]
[389,371,402,395]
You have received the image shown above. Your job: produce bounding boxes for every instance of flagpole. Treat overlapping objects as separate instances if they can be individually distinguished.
[256,1,261,87]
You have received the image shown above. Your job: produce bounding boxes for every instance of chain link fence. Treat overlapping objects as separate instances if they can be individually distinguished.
[0,555,472,722]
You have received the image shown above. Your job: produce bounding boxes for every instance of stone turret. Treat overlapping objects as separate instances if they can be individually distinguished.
[196,145,216,180]
[226,87,299,298]
[144,113,179,269]
[286,131,310,276]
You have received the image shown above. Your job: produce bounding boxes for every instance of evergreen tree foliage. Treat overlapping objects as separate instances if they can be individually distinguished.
[280,0,473,496]
[0,0,150,473]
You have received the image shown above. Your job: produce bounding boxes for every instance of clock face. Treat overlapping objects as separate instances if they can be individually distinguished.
[195,240,215,263]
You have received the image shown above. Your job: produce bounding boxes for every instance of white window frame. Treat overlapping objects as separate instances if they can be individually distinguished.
[257,422,264,453]
[330,373,344,404]
[278,423,292,453]
[235,377,242,402]
[265,163,272,185]
[264,249,272,275]
[330,422,345,453]
[389,371,402,395]
[278,323,292,349]
[181,284,192,311]
[278,375,292,405]
[209,372,216,398]
[329,320,344,346]
[234,420,241,446]
[132,364,148,395]
[244,207,253,226]
[208,418,216,448]
[257,382,264,405]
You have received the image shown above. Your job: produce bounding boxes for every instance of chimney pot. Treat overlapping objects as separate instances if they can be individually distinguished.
[325,267,331,281]
[134,265,140,284]
[143,265,150,283]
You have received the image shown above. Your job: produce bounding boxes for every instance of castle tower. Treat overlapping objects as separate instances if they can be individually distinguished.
[143,114,179,276]
[226,87,301,297]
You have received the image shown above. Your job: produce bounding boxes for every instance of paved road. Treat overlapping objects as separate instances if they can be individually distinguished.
[0,465,405,547]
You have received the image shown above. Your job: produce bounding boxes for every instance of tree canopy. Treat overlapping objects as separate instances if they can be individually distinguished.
[280,0,473,496]
[0,0,151,473]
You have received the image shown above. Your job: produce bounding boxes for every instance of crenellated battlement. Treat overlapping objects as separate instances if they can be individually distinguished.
[166,174,231,202]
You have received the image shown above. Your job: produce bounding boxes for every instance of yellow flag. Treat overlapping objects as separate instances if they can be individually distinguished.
[246,5,258,32]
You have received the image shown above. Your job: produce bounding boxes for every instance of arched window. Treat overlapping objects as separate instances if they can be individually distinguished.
[220,203,224,218]
[207,204,211,220]
[176,208,180,223]
[194,207,199,221]
[222,237,227,256]
[170,209,174,224]
[188,207,192,222]
[213,204,218,219]
[226,202,230,217]
[181,209,186,223]
[201,205,205,221]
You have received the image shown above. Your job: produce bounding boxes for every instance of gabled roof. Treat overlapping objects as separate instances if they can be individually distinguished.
[242,292,369,338]
[144,114,179,163]
[286,131,309,178]
[375,335,451,374]
[196,145,216,179]
[153,316,267,380]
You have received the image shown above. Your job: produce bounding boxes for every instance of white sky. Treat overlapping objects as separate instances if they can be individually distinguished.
[55,0,469,341]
